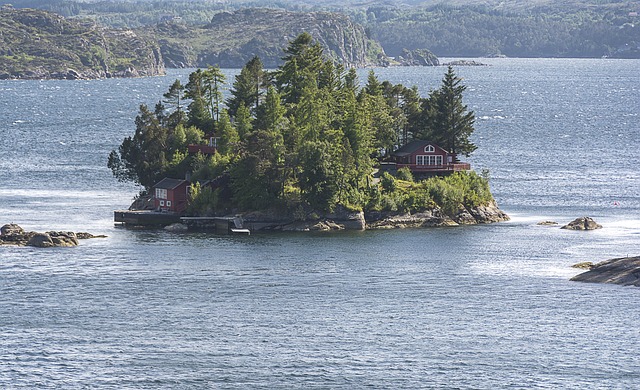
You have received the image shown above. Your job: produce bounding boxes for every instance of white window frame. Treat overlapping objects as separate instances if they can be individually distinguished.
[416,155,443,166]
[424,145,435,153]
[155,188,168,199]
[159,200,165,206]
[167,200,172,207]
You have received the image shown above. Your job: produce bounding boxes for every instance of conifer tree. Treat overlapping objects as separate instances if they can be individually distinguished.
[417,66,477,157]
[227,56,266,117]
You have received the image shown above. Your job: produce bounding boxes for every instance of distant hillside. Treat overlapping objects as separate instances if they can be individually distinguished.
[0,8,165,79]
[365,3,640,58]
[142,8,385,68]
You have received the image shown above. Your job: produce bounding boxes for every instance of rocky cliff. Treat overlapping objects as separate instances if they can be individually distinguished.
[146,8,384,68]
[0,8,165,79]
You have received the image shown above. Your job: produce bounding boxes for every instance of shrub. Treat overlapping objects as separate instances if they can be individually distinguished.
[396,166,414,182]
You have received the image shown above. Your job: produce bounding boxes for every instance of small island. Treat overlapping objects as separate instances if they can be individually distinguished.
[108,33,508,232]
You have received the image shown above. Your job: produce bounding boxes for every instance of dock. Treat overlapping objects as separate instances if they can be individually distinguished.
[180,216,250,235]
[114,210,181,226]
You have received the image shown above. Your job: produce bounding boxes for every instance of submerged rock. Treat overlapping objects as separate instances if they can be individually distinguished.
[571,256,640,286]
[537,221,558,226]
[561,217,602,230]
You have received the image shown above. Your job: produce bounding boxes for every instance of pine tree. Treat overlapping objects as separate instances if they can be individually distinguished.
[418,66,477,157]
[227,56,266,117]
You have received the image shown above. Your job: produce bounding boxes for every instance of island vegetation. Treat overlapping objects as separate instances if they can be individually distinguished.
[108,32,506,228]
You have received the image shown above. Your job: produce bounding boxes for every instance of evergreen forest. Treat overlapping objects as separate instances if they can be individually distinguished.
[108,33,495,218]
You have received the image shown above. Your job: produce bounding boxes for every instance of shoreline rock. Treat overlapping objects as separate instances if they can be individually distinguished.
[0,224,106,247]
[571,256,640,286]
[561,217,602,230]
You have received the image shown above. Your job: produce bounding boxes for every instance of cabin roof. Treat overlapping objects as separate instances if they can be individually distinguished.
[154,178,188,190]
[393,140,442,157]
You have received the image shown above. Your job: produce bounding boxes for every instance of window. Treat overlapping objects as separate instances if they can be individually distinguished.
[167,200,172,207]
[155,188,168,199]
[159,200,165,206]
[416,155,443,166]
[424,145,435,153]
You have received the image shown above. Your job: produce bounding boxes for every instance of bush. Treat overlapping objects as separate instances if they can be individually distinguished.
[380,171,397,193]
[396,166,414,182]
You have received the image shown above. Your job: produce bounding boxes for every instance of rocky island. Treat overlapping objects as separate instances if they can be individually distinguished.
[571,256,640,287]
[109,33,507,233]
[0,223,106,247]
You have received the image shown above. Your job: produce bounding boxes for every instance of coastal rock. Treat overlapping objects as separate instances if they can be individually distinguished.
[571,262,595,269]
[366,202,508,229]
[561,217,602,230]
[1,223,24,236]
[443,60,488,66]
[396,48,439,66]
[571,256,640,286]
[468,201,511,224]
[366,209,455,229]
[537,221,558,226]
[1,224,101,247]
[76,232,108,239]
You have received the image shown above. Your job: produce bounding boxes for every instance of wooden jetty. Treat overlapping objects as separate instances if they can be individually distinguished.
[180,216,250,235]
[114,210,181,226]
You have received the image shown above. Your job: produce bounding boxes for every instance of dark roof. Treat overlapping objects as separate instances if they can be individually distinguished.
[153,178,189,190]
[393,140,435,157]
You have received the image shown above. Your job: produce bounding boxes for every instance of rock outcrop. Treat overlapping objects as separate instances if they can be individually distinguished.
[147,8,384,69]
[0,224,106,247]
[366,201,509,229]
[396,48,439,66]
[0,8,165,80]
[571,256,640,287]
[561,217,602,230]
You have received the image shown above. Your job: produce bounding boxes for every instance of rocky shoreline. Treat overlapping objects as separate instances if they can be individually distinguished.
[0,224,106,248]
[184,201,510,232]
[571,256,640,287]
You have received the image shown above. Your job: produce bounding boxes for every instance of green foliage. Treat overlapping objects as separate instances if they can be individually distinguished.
[190,152,230,184]
[396,167,414,182]
[109,32,494,217]
[369,171,493,215]
[380,171,397,193]
[187,182,219,216]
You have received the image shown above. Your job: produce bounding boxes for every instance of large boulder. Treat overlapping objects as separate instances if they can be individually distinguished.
[1,223,24,236]
[571,256,640,286]
[27,231,78,247]
[561,217,602,230]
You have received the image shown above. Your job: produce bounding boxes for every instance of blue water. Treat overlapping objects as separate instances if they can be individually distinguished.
[1,59,639,388]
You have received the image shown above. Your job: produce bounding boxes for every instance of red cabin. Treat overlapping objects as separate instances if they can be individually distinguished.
[153,178,190,213]
[388,140,470,178]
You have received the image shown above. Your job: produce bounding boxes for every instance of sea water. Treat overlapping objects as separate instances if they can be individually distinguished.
[1,59,639,388]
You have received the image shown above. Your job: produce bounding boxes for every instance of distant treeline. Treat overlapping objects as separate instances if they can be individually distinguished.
[4,0,640,58]
[363,5,640,58]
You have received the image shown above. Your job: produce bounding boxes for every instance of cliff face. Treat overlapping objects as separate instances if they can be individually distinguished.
[0,8,165,80]
[148,8,383,68]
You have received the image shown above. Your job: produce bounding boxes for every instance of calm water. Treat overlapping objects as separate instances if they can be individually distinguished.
[1,59,639,388]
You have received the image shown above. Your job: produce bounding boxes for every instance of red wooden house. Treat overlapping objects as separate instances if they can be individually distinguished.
[387,140,470,178]
[153,178,190,213]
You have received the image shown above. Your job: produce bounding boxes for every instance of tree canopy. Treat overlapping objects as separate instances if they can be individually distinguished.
[108,32,485,216]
